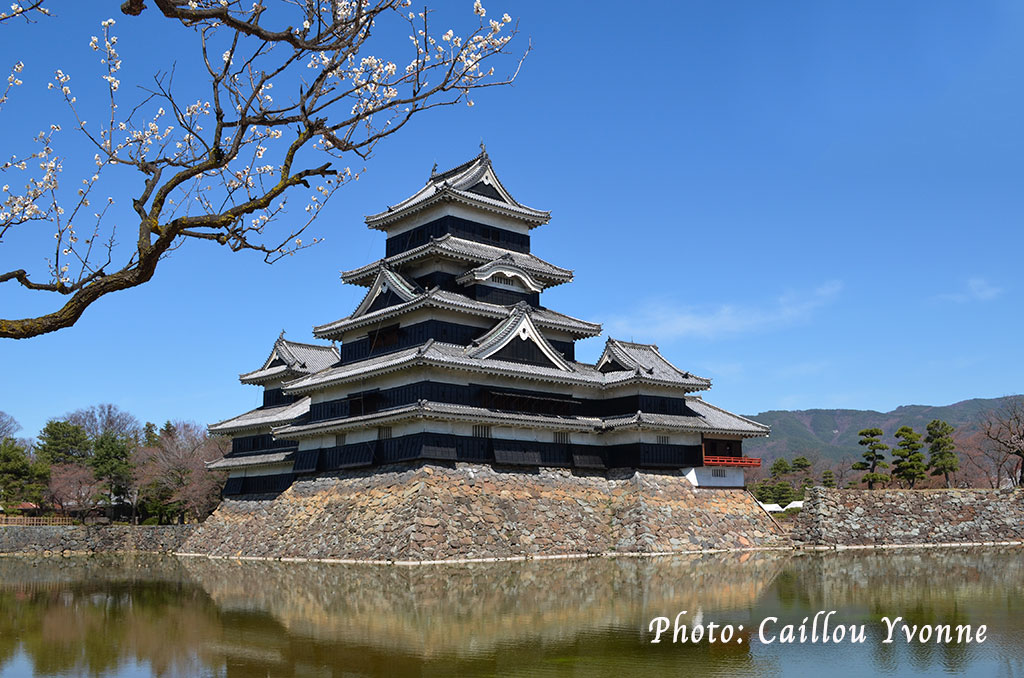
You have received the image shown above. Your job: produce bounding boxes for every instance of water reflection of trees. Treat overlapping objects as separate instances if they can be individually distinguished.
[757,548,1024,677]
[0,548,1021,677]
[0,555,220,677]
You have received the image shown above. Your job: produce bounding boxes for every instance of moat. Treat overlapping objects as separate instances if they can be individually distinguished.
[1,548,1022,677]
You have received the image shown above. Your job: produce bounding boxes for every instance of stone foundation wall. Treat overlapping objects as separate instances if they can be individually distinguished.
[794,487,1024,546]
[179,463,789,562]
[0,525,196,555]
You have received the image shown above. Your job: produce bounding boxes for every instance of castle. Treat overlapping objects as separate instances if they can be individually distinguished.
[209,150,766,495]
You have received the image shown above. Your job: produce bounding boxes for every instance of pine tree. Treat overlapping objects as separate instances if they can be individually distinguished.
[35,420,91,465]
[0,439,49,510]
[773,481,797,507]
[852,427,890,489]
[791,456,812,472]
[90,432,134,506]
[752,480,776,504]
[925,419,959,488]
[821,469,837,488]
[770,458,792,478]
[892,426,927,488]
[143,422,160,448]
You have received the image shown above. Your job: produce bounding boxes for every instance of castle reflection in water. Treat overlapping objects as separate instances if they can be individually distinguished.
[0,549,1022,677]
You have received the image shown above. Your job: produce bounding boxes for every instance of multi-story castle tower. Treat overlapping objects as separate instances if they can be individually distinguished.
[209,150,766,496]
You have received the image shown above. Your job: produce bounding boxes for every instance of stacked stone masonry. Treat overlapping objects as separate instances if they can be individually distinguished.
[795,487,1024,547]
[0,525,195,555]
[180,462,790,561]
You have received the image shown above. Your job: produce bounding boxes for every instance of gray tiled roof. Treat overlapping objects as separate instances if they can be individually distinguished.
[240,336,339,384]
[208,397,311,435]
[364,152,550,230]
[274,400,602,438]
[273,397,766,439]
[602,398,769,437]
[598,338,712,388]
[455,255,545,292]
[350,264,422,318]
[284,339,711,395]
[206,450,295,470]
[467,302,573,370]
[313,288,601,339]
[341,235,573,287]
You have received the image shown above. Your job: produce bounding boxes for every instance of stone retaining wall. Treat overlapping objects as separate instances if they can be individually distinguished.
[794,487,1024,546]
[179,462,789,562]
[0,525,196,555]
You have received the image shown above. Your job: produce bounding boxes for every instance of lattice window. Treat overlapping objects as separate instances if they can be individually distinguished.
[491,273,514,286]
[333,434,346,448]
[711,468,727,478]
[657,435,670,445]
[472,424,492,439]
[377,426,392,440]
[554,431,571,445]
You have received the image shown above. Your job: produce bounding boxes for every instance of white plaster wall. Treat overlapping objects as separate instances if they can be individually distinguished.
[227,462,294,479]
[684,467,746,488]
[382,202,534,237]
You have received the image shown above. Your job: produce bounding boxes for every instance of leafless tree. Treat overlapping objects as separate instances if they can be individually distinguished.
[981,397,1024,486]
[0,411,19,440]
[0,0,524,338]
[960,429,1016,488]
[66,403,140,441]
[134,420,227,521]
[47,462,102,515]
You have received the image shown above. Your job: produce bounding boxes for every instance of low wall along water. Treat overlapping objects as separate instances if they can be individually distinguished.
[795,487,1024,547]
[4,484,1021,560]
[0,525,195,555]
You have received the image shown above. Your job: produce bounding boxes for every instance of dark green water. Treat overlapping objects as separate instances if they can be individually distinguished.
[0,548,1021,677]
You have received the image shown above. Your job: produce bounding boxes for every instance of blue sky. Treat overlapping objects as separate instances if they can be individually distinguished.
[1,1,1022,439]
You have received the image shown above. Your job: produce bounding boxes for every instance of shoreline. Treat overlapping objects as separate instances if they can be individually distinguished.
[3,539,1023,566]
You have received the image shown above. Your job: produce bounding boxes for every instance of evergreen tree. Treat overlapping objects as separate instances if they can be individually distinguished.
[791,457,812,473]
[35,420,91,465]
[773,481,797,507]
[90,432,134,506]
[852,427,890,489]
[752,480,776,504]
[798,476,815,498]
[925,419,959,488]
[892,426,927,488]
[821,469,837,488]
[769,458,792,478]
[0,438,49,510]
[143,422,160,448]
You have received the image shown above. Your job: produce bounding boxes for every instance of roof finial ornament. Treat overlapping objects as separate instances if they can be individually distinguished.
[430,162,438,177]
[278,329,286,340]
[479,140,487,156]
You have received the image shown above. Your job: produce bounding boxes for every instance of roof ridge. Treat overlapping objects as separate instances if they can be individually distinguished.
[279,338,336,350]
[429,150,489,184]
[686,396,769,431]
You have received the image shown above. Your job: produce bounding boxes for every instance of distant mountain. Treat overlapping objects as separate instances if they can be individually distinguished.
[743,395,1022,463]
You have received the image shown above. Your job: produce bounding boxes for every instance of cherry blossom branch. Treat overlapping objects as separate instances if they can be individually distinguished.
[0,0,524,339]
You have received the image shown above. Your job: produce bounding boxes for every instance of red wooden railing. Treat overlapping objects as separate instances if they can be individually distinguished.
[703,455,761,468]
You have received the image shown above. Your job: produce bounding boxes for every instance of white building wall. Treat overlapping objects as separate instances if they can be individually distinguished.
[684,466,746,488]
[382,202,534,237]
[226,462,294,479]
